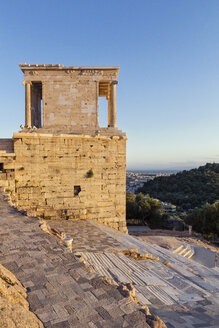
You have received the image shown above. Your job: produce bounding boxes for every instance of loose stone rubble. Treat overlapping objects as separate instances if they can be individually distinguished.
[115,249,159,261]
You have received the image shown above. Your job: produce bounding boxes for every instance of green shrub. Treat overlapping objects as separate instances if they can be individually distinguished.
[86,169,94,178]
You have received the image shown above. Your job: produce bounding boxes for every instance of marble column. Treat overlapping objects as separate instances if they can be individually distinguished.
[107,97,111,127]
[25,82,32,127]
[37,93,42,128]
[109,81,118,128]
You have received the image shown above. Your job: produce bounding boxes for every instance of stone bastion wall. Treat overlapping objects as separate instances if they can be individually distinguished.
[0,133,127,233]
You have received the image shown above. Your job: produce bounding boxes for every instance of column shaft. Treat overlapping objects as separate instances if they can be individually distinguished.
[25,82,31,127]
[37,93,42,128]
[109,81,118,127]
[108,98,111,127]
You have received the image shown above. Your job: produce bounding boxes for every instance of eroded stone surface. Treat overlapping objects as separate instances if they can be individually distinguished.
[0,264,43,328]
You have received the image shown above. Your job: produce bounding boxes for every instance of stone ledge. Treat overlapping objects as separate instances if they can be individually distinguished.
[13,132,127,140]
[19,63,120,71]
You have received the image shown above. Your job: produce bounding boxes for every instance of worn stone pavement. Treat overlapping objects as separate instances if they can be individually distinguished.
[0,193,152,328]
[48,221,219,328]
[1,192,219,328]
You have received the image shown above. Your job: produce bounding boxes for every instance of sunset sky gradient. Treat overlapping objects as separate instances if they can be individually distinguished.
[0,0,219,170]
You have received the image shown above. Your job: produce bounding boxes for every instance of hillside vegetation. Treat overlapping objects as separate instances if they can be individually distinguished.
[138,163,219,210]
[126,192,168,228]
[186,201,219,235]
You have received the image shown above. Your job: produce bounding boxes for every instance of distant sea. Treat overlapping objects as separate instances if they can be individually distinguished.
[127,169,181,174]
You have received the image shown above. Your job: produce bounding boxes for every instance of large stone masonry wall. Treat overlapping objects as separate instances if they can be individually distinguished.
[11,133,127,232]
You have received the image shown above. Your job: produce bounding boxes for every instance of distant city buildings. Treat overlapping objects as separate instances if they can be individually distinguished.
[126,171,172,194]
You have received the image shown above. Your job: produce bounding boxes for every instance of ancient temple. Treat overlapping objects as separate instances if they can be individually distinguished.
[0,64,127,232]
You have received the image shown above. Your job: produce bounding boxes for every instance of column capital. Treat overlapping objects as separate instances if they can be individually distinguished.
[111,80,118,85]
[22,80,32,86]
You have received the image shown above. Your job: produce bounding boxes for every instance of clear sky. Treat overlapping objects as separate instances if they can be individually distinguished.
[0,0,219,170]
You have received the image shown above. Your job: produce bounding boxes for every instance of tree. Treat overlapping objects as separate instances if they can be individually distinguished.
[186,201,219,235]
[126,192,167,228]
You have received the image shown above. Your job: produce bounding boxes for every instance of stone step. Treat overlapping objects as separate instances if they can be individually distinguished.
[178,246,189,255]
[187,251,194,259]
[172,244,194,259]
[184,249,192,257]
[2,163,15,170]
[172,245,184,254]
[94,222,200,270]
[0,152,16,157]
